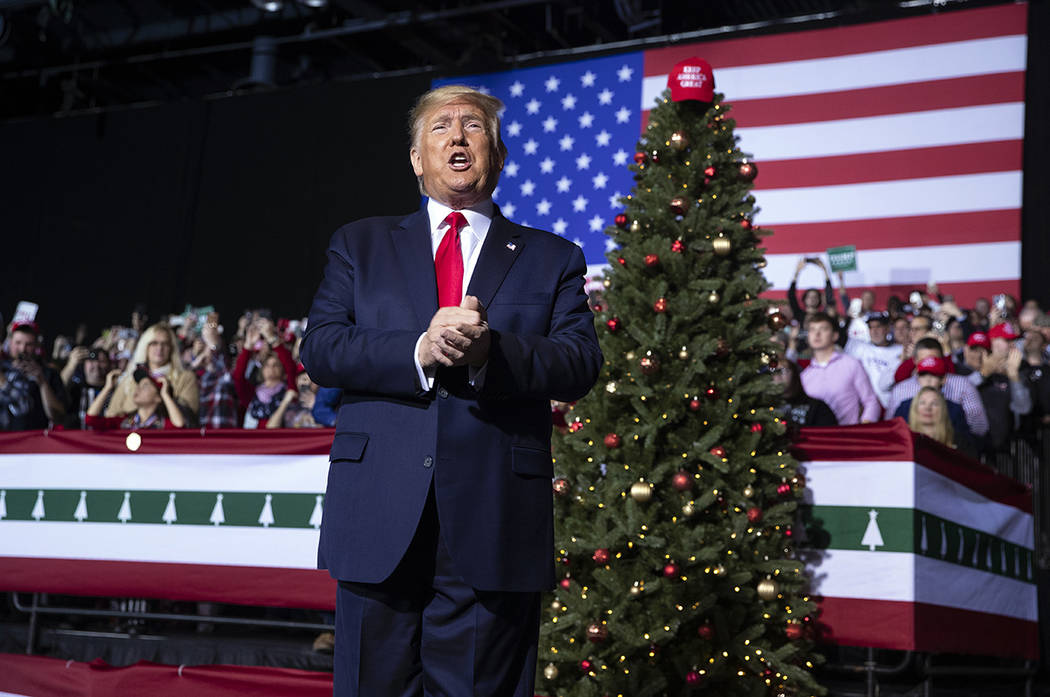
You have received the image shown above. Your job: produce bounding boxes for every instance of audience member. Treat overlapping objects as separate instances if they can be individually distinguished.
[799,313,881,425]
[772,360,838,428]
[86,367,186,430]
[5,323,68,428]
[267,365,322,429]
[974,322,1032,454]
[191,322,239,429]
[233,322,296,428]
[0,359,34,431]
[907,386,976,457]
[893,356,973,445]
[106,323,199,424]
[63,347,113,429]
[844,312,901,409]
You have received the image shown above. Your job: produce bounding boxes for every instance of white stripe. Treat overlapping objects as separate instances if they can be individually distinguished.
[917,465,1034,548]
[0,454,329,493]
[753,171,1022,225]
[814,550,1037,621]
[0,521,319,569]
[642,34,1027,106]
[0,692,35,697]
[764,240,1019,290]
[737,103,1024,161]
[805,460,1033,548]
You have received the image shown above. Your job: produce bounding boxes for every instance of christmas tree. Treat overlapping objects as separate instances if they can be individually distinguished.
[539,58,824,697]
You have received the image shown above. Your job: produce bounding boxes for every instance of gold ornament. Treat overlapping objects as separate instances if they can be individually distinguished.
[767,309,788,331]
[669,131,689,150]
[630,480,653,502]
[605,381,618,394]
[543,663,559,680]
[743,485,755,498]
[707,290,720,304]
[713,564,726,575]
[630,220,642,233]
[712,234,731,256]
[757,577,781,601]
[682,502,695,516]
[629,584,642,596]
[678,346,689,360]
[551,600,562,611]
[625,351,636,361]
[602,278,612,288]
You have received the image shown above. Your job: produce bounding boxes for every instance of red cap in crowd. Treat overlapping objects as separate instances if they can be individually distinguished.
[916,356,947,377]
[966,332,991,350]
[668,57,715,103]
[988,322,1019,341]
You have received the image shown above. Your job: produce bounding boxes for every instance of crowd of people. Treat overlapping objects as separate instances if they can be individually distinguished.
[772,257,1050,460]
[3,261,1050,465]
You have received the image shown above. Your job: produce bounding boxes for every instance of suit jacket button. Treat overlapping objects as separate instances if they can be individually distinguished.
[438,387,449,399]
[423,456,433,468]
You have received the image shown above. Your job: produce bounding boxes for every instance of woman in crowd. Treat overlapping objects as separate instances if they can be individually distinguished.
[907,386,976,457]
[772,360,838,428]
[233,319,296,428]
[86,367,186,430]
[267,365,322,429]
[104,323,199,423]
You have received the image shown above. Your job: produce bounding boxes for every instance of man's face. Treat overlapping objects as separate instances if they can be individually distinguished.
[893,319,909,345]
[410,98,502,208]
[868,321,889,346]
[916,373,945,390]
[806,320,837,350]
[910,317,931,337]
[1024,329,1046,355]
[990,336,1011,357]
[975,298,990,318]
[83,357,106,385]
[9,330,37,359]
[861,290,875,311]
[963,345,986,371]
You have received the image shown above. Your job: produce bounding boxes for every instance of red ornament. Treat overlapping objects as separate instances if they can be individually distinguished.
[704,386,719,400]
[750,423,763,433]
[697,623,714,640]
[709,446,726,459]
[688,398,701,411]
[606,317,621,332]
[785,622,803,640]
[703,165,716,178]
[747,506,763,523]
[669,196,687,216]
[644,253,660,268]
[672,471,691,491]
[785,527,793,537]
[592,548,610,564]
[614,213,628,228]
[604,433,622,449]
[586,622,608,642]
[569,421,583,432]
[617,256,626,266]
[777,482,792,496]
[739,218,753,231]
[686,670,701,687]
[634,151,647,164]
[580,659,593,671]
[559,578,571,589]
[649,149,661,163]
[653,297,668,313]
[559,555,570,565]
[639,356,660,376]
[738,161,759,182]
[663,563,679,578]
[553,478,569,496]
[671,239,684,253]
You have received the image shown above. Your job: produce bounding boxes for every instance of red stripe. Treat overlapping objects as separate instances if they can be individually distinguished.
[0,654,333,697]
[764,279,1022,315]
[760,210,1020,254]
[728,72,1025,127]
[0,428,334,455]
[817,596,1038,658]
[791,419,1032,513]
[751,140,1022,189]
[643,4,1026,73]
[0,557,337,610]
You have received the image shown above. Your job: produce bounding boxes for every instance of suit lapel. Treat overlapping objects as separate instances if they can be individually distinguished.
[391,208,438,331]
[466,211,524,310]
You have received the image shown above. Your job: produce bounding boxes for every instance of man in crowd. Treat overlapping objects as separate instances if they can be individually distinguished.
[61,346,112,428]
[845,312,901,409]
[888,336,988,440]
[0,359,34,431]
[5,323,67,428]
[973,322,1032,454]
[300,85,602,697]
[800,312,881,424]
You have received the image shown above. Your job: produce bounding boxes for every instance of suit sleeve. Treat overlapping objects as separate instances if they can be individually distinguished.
[480,244,602,402]
[300,226,424,400]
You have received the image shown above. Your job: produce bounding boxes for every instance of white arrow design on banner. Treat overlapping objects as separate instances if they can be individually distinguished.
[210,494,225,526]
[939,521,948,558]
[861,509,884,551]
[31,490,45,521]
[0,489,6,520]
[309,495,323,529]
[118,492,132,523]
[919,515,928,554]
[163,493,177,525]
[74,491,88,522]
[258,494,274,528]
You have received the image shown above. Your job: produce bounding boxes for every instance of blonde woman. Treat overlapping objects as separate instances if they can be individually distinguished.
[906,386,977,456]
[104,323,199,422]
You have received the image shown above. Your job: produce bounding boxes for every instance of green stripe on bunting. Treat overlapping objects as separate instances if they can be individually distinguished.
[0,489,324,529]
[801,505,1034,583]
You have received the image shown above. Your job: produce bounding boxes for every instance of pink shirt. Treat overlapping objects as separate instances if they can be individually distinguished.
[800,351,882,425]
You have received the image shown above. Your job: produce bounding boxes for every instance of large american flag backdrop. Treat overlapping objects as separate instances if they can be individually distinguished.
[434,3,1026,307]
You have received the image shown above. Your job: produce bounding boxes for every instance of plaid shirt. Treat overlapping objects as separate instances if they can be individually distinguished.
[197,356,239,429]
[889,373,989,437]
[0,361,33,431]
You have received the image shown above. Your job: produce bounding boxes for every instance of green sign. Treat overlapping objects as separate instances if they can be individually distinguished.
[827,245,857,272]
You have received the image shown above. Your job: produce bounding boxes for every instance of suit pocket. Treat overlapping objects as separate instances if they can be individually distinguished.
[330,432,369,462]
[511,445,553,477]
[492,292,552,306]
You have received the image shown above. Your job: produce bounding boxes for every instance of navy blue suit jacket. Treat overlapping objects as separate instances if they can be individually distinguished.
[300,206,602,593]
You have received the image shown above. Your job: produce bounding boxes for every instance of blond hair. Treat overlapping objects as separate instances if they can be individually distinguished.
[124,323,186,377]
[908,386,955,447]
[408,85,507,196]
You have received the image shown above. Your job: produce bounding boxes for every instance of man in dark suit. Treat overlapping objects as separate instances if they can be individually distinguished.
[300,85,602,697]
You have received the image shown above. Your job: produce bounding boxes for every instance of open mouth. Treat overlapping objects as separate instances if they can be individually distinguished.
[448,152,471,171]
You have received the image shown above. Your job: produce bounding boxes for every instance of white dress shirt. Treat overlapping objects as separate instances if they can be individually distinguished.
[413,197,493,390]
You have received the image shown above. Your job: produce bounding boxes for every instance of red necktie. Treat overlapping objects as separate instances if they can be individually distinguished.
[435,211,466,307]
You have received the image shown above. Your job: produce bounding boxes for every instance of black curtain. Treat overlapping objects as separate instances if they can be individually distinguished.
[1022,0,1050,309]
[0,74,429,340]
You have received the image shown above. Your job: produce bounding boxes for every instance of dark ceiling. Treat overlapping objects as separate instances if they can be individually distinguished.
[0,0,1009,121]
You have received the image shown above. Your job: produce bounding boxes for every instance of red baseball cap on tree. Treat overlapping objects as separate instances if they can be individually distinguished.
[668,57,715,103]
